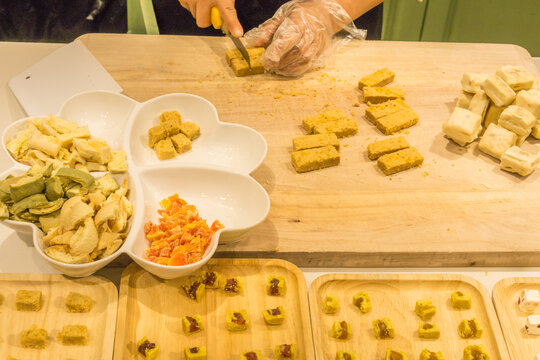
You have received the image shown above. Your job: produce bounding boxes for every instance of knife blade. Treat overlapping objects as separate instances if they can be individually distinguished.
[210,7,251,69]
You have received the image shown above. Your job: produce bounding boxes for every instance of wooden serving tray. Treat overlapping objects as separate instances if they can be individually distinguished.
[0,273,118,360]
[492,277,540,360]
[114,259,315,359]
[309,274,509,360]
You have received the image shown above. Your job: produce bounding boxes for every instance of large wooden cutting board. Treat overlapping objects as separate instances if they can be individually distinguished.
[79,34,540,267]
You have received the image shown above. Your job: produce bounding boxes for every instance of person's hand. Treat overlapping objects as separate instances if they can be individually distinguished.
[244,0,354,77]
[178,0,243,37]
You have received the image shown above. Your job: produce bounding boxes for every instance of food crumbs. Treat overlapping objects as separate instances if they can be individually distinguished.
[353,102,361,107]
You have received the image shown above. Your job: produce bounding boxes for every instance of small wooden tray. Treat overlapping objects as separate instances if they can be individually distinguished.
[492,277,540,360]
[309,274,509,360]
[114,259,315,359]
[0,273,118,360]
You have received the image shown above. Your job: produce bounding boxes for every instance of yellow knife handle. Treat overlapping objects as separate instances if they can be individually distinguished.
[211,7,223,30]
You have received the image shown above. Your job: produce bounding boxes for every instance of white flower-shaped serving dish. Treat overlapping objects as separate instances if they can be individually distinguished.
[1,91,269,279]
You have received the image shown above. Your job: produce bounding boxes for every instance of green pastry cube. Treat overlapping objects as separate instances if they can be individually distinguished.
[415,299,436,320]
[352,291,371,313]
[275,344,296,359]
[373,318,394,339]
[148,125,167,147]
[184,346,206,359]
[266,275,286,296]
[220,277,242,295]
[451,291,472,309]
[182,315,204,335]
[241,350,261,360]
[180,122,201,141]
[226,310,249,331]
[200,271,221,289]
[458,318,483,338]
[331,320,351,340]
[323,293,339,314]
[419,349,444,360]
[418,322,440,339]
[183,280,205,302]
[463,345,489,360]
[335,350,358,360]
[170,133,192,154]
[385,349,407,360]
[263,306,284,325]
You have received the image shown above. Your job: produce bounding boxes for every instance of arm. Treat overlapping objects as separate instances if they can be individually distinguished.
[336,0,384,21]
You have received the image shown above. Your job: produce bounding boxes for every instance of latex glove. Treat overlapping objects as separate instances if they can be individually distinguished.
[178,0,243,37]
[244,0,355,77]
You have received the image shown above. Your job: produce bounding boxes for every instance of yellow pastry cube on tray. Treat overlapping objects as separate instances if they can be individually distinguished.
[292,133,339,151]
[291,146,340,173]
[275,344,296,359]
[461,73,489,94]
[385,348,407,360]
[367,136,410,160]
[184,346,207,359]
[183,279,206,301]
[415,299,436,321]
[482,75,516,107]
[419,349,444,360]
[442,107,482,146]
[478,123,517,160]
[358,68,395,89]
[170,133,192,154]
[182,315,204,335]
[200,270,221,289]
[302,108,351,133]
[468,91,490,118]
[498,105,536,136]
[496,65,536,92]
[323,293,340,314]
[267,275,286,296]
[377,147,424,176]
[20,325,47,349]
[375,108,419,135]
[365,99,410,123]
[451,291,472,309]
[418,322,440,339]
[515,89,540,118]
[312,117,358,138]
[226,47,265,65]
[263,306,285,325]
[154,138,177,160]
[373,318,394,339]
[226,309,249,331]
[225,46,265,77]
[180,122,201,141]
[456,92,474,109]
[352,291,371,313]
[500,146,540,176]
[463,345,489,360]
[484,103,506,128]
[335,350,359,360]
[331,320,351,340]
[16,290,42,311]
[137,336,159,360]
[220,277,242,294]
[458,318,483,339]
[160,110,182,126]
[363,86,405,104]
[241,350,262,360]
[57,325,88,345]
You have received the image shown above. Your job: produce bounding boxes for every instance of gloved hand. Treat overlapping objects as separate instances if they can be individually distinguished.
[244,0,357,77]
[178,0,244,37]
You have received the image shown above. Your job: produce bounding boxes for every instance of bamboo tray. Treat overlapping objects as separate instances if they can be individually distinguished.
[492,277,540,360]
[114,259,315,359]
[309,274,509,360]
[0,273,118,360]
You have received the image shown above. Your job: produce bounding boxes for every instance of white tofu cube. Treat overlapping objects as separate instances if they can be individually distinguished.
[532,120,540,139]
[525,315,540,335]
[496,65,536,92]
[456,92,474,109]
[484,104,506,128]
[468,91,490,118]
[498,105,536,136]
[516,89,540,118]
[483,75,516,107]
[442,107,483,146]
[461,73,489,93]
[478,124,517,159]
[501,147,540,177]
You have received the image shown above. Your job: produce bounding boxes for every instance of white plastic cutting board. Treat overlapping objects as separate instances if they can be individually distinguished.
[8,40,122,116]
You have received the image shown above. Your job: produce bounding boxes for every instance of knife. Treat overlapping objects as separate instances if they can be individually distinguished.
[210,7,251,69]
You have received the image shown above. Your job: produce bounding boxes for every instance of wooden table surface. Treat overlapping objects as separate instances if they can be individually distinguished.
[79,34,540,267]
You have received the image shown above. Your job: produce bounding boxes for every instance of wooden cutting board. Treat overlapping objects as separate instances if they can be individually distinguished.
[309,273,509,360]
[492,277,540,360]
[114,259,314,359]
[79,34,540,267]
[0,273,117,360]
